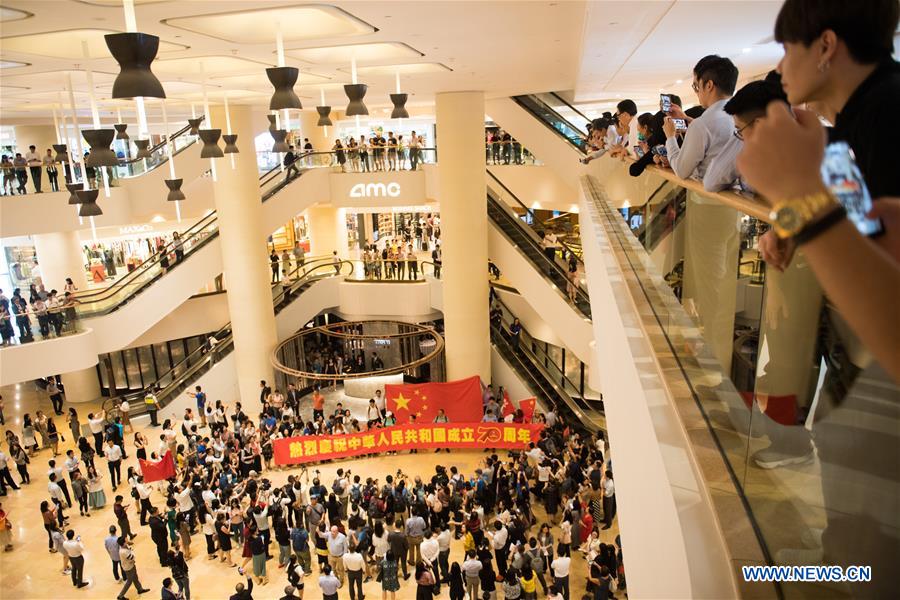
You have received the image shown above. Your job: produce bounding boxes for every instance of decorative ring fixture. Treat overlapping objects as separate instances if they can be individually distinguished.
[82,129,118,167]
[343,83,369,116]
[66,183,82,205]
[187,118,202,135]
[134,139,152,159]
[53,144,68,163]
[270,129,289,153]
[266,66,302,110]
[198,129,224,158]
[316,106,333,126]
[114,123,129,140]
[76,189,102,216]
[272,319,444,381]
[165,178,185,201]
[390,93,409,119]
[104,32,166,99]
[222,134,239,154]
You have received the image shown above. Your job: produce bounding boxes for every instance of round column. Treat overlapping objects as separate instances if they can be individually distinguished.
[211,105,278,414]
[60,366,101,404]
[298,109,332,154]
[435,91,490,381]
[32,231,89,291]
[306,204,348,259]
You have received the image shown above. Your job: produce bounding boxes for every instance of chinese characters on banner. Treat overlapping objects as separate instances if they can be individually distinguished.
[273,423,545,466]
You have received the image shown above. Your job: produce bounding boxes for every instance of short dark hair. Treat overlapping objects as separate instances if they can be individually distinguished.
[616,99,638,116]
[724,78,788,118]
[636,112,655,132]
[664,93,683,107]
[693,55,739,95]
[774,0,898,64]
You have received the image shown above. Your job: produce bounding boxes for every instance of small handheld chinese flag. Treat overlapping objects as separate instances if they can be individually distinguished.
[139,450,176,483]
[519,398,537,423]
[501,396,516,418]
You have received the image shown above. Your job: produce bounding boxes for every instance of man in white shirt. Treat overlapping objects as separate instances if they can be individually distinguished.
[342,546,365,600]
[25,145,42,193]
[136,478,153,525]
[420,528,441,593]
[47,460,72,507]
[48,473,69,521]
[550,548,571,600]
[175,485,196,532]
[436,524,452,583]
[63,529,88,587]
[373,389,386,417]
[462,550,483,600]
[87,410,106,454]
[489,520,509,577]
[104,439,123,490]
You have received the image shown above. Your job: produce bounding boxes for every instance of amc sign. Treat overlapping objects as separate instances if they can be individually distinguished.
[349,182,401,198]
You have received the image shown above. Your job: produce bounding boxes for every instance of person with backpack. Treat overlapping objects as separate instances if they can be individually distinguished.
[283,145,299,181]
[333,469,350,519]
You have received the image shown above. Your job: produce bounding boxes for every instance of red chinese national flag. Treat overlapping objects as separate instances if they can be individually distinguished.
[519,398,536,423]
[139,451,176,483]
[386,376,483,423]
[501,396,516,418]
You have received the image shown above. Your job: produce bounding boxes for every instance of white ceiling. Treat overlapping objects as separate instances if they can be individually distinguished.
[0,0,808,125]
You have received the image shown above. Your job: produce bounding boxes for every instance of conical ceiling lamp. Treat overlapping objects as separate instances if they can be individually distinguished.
[316,106,333,126]
[266,66,302,110]
[53,144,69,163]
[165,178,185,201]
[198,129,224,158]
[270,129,289,153]
[114,123,129,140]
[76,189,102,216]
[390,93,409,119]
[267,114,278,133]
[66,183,82,205]
[134,139,152,159]
[82,129,118,167]
[104,32,166,99]
[187,118,202,135]
[222,134,239,154]
[344,83,369,116]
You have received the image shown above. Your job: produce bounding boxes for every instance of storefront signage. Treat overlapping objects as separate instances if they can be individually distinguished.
[118,224,154,235]
[349,182,401,198]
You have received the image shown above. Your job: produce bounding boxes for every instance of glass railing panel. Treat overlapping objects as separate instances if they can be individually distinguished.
[511,95,588,152]
[531,92,591,135]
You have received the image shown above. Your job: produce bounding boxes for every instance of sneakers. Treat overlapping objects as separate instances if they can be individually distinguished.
[753,445,815,469]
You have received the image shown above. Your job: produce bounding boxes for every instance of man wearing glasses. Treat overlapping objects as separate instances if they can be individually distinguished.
[704,72,788,193]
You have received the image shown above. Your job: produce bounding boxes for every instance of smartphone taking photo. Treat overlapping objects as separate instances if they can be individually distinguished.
[672,118,687,131]
[820,142,883,237]
[660,94,671,113]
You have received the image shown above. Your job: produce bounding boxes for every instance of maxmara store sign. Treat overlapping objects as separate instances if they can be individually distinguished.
[331,170,429,206]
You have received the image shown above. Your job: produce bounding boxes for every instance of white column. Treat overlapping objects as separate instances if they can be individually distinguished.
[13,124,58,156]
[306,204,348,259]
[681,192,741,374]
[298,109,332,153]
[211,105,278,413]
[60,367,101,404]
[435,92,490,381]
[32,231,88,291]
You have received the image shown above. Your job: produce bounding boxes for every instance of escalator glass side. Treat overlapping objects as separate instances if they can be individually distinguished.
[511,94,589,152]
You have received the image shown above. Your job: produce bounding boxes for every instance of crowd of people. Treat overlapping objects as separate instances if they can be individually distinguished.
[485,131,531,166]
[0,376,623,600]
[0,281,79,345]
[1,146,59,195]
[326,131,430,173]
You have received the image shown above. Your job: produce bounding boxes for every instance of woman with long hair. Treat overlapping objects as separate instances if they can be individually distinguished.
[86,464,105,509]
[217,512,235,566]
[414,560,435,600]
[448,561,465,600]
[379,549,400,600]
[66,408,80,444]
[45,417,60,456]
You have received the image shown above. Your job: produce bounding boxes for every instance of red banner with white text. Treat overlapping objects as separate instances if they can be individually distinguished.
[273,422,544,466]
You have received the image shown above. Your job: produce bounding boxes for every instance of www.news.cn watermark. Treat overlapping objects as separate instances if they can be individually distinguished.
[743,565,872,583]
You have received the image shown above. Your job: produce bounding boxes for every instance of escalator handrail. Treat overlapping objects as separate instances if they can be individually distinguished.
[486,194,592,310]
[485,170,585,267]
[117,117,204,165]
[546,92,593,127]
[511,95,589,149]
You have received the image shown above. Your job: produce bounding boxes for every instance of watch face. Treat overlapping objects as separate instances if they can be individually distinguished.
[777,205,803,234]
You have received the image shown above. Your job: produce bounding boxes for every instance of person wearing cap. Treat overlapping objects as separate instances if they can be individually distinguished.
[279,584,299,600]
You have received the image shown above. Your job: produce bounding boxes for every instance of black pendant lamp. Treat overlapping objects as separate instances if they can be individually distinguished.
[344,84,369,116]
[66,182,82,205]
[82,129,118,166]
[270,129,289,153]
[134,139,152,159]
[53,144,69,163]
[198,129,224,158]
[188,118,202,135]
[316,106,333,126]
[267,114,278,133]
[222,134,239,154]
[165,178,185,201]
[76,189,102,216]
[266,67,302,110]
[114,123,129,140]
[390,93,409,119]
[104,32,166,99]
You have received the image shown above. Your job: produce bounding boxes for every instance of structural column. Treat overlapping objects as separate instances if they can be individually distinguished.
[435,92,490,381]
[211,105,278,413]
[298,109,332,154]
[681,192,740,374]
[32,231,88,291]
[306,204,348,258]
[61,366,101,404]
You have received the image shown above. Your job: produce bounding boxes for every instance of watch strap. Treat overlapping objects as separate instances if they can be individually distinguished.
[794,206,847,245]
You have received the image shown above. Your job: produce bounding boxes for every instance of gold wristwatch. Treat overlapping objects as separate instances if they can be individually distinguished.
[769,191,840,239]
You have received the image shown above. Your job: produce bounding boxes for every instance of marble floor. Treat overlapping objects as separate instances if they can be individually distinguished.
[0,382,619,599]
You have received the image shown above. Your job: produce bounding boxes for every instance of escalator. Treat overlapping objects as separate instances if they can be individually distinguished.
[636,183,687,253]
[490,294,604,434]
[102,257,354,416]
[486,171,591,319]
[510,93,590,153]
[112,118,204,180]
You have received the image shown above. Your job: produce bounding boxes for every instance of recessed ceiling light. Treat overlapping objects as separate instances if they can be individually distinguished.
[285,42,423,65]
[676,79,683,84]
[742,47,752,53]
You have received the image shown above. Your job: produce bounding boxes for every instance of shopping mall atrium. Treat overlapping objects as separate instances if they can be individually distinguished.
[0,1,898,599]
